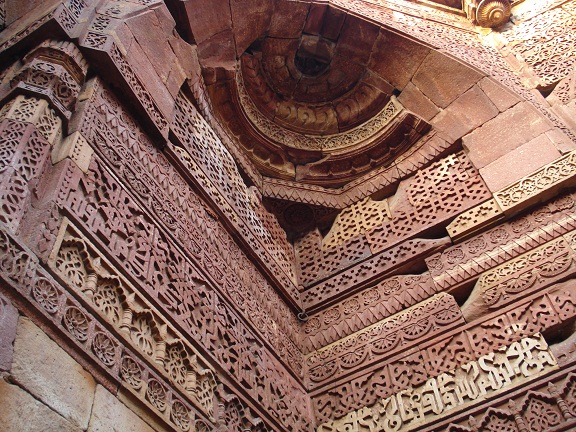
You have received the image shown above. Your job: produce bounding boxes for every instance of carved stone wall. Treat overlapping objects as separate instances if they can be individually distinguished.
[1,1,576,432]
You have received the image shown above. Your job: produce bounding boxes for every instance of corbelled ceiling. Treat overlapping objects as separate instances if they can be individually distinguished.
[204,2,434,187]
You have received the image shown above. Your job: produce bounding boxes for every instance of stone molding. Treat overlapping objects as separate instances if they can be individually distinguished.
[48,218,218,421]
[312,278,576,423]
[305,293,464,389]
[447,149,576,242]
[0,224,213,431]
[302,273,439,352]
[317,334,558,432]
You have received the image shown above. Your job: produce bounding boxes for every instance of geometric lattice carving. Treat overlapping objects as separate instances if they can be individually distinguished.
[0,116,52,232]
[0,95,62,144]
[446,198,504,241]
[171,91,299,298]
[322,197,390,249]
[296,150,490,290]
[7,39,87,119]
[76,82,303,380]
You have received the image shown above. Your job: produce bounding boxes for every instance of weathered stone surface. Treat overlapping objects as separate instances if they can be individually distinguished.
[195,28,236,68]
[546,127,576,154]
[337,15,380,67]
[397,82,439,121]
[88,386,157,432]
[479,133,562,191]
[52,132,93,173]
[117,389,168,432]
[268,0,309,38]
[478,77,521,112]
[4,0,49,27]
[181,0,232,45]
[369,29,430,90]
[11,317,96,430]
[463,102,554,169]
[125,36,176,121]
[412,50,484,109]
[0,294,18,371]
[230,0,273,56]
[431,85,499,142]
[0,380,81,432]
[125,8,178,84]
[3,2,576,432]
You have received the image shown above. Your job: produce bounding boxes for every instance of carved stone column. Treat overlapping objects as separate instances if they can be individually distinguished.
[0,39,88,233]
[6,39,87,120]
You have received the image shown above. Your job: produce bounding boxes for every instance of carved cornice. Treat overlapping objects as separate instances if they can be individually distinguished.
[305,293,463,389]
[238,66,403,153]
[317,333,558,431]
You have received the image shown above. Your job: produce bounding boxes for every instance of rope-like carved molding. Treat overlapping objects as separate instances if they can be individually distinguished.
[317,333,558,432]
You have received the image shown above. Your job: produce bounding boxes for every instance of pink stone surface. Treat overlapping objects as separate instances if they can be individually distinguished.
[0,293,18,371]
[479,133,561,191]
[463,102,554,169]
[412,51,484,109]
[398,82,439,121]
[478,77,521,112]
[432,85,499,142]
[369,29,430,90]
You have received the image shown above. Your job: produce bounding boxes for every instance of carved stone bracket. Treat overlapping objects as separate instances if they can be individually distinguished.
[3,39,87,121]
[464,0,512,28]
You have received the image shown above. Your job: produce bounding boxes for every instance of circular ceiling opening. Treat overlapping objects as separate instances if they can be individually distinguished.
[294,52,329,77]
[293,34,335,77]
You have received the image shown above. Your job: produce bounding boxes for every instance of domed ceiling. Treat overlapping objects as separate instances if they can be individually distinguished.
[204,3,432,187]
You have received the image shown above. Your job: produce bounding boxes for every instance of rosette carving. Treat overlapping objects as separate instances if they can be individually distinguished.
[477,0,511,28]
